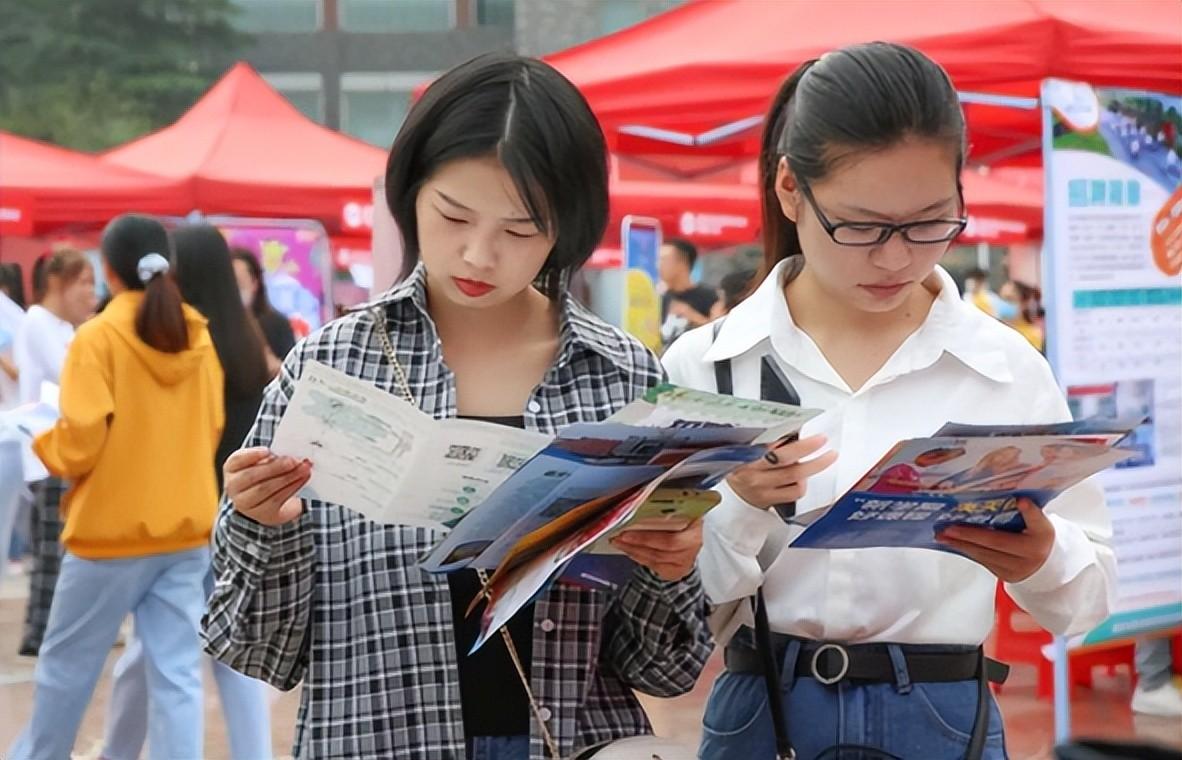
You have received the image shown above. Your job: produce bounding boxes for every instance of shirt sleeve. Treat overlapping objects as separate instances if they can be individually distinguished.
[33,331,113,480]
[1004,358,1117,636]
[201,343,316,690]
[662,334,780,609]
[599,566,713,697]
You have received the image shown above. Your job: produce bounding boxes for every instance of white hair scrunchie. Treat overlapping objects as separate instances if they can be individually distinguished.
[137,253,170,285]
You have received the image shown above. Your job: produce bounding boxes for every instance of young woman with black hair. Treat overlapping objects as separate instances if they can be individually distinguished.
[10,214,223,760]
[99,223,274,760]
[205,53,710,760]
[664,43,1113,759]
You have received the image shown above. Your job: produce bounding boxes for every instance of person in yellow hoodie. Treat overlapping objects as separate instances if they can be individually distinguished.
[8,214,224,760]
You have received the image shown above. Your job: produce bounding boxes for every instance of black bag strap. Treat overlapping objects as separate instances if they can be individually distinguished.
[711,320,795,760]
[710,320,993,760]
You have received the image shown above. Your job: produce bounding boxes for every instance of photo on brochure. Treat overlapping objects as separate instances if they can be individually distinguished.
[790,417,1142,555]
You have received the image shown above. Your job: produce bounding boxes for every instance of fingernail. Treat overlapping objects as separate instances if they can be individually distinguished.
[765,451,780,464]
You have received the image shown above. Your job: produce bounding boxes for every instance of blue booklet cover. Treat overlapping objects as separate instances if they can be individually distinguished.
[790,421,1140,553]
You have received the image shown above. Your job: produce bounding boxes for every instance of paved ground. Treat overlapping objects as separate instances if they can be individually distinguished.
[0,572,1178,759]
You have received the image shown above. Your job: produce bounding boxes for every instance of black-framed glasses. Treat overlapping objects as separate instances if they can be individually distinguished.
[798,181,967,246]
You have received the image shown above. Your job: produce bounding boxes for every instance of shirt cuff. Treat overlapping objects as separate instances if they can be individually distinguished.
[1009,513,1094,594]
[218,506,285,576]
[706,478,781,557]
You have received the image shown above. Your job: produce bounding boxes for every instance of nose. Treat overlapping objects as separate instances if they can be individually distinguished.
[869,231,913,273]
[461,229,499,272]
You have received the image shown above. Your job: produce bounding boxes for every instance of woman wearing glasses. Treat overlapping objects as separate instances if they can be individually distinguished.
[663,43,1113,759]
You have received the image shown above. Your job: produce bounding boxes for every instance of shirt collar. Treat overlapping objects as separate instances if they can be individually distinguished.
[357,263,639,370]
[703,257,1014,385]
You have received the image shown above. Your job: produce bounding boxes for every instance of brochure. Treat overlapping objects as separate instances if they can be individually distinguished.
[789,419,1141,553]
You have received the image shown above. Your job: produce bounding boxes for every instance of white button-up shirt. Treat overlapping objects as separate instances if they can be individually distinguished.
[663,258,1116,646]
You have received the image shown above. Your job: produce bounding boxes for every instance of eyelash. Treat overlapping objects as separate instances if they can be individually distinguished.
[439,209,537,238]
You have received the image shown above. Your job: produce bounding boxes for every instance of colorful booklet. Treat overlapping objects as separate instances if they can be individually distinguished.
[788,417,1143,553]
[418,384,821,651]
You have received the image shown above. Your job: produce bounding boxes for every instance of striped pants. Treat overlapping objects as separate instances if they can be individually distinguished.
[20,477,64,655]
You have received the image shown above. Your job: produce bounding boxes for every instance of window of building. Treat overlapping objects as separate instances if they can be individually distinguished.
[233,0,322,33]
[339,0,454,33]
[263,73,326,123]
[476,0,515,27]
[341,72,435,147]
[596,0,683,36]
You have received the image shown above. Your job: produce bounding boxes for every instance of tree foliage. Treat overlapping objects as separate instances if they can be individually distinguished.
[0,0,250,151]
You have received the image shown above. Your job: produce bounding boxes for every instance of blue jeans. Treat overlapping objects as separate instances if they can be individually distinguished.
[700,642,1007,760]
[8,547,209,760]
[102,568,273,760]
[468,735,529,759]
[1135,636,1176,691]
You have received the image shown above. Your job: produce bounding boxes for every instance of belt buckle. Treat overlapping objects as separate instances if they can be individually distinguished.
[810,643,850,685]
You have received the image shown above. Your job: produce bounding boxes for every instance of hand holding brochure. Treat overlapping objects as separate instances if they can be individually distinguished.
[0,382,61,483]
[422,384,821,651]
[269,361,550,529]
[269,365,821,652]
[789,417,1142,553]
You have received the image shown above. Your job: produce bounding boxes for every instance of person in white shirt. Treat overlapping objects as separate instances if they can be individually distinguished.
[0,284,24,411]
[664,43,1114,760]
[12,249,96,656]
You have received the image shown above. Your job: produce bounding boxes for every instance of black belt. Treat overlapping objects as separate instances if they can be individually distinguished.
[725,631,1010,686]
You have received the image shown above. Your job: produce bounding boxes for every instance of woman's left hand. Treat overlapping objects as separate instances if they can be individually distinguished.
[609,519,704,582]
[935,498,1055,582]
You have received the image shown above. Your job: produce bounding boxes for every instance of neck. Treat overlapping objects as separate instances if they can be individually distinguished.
[667,273,693,292]
[39,293,66,321]
[787,265,935,341]
[428,282,557,349]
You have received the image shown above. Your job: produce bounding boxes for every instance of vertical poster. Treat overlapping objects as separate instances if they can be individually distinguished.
[622,216,662,352]
[1042,79,1182,645]
[215,219,333,338]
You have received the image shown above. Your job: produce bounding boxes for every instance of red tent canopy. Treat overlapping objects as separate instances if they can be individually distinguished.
[606,158,1043,248]
[546,0,1182,165]
[104,63,386,234]
[0,131,191,236]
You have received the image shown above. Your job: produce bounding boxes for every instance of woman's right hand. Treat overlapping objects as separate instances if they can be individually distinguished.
[726,435,838,510]
[224,447,312,526]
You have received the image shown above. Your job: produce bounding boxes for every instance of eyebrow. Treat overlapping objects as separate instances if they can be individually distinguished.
[836,197,959,222]
[436,191,537,225]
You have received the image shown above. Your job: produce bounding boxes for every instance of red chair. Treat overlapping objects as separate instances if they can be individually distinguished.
[991,586,1137,700]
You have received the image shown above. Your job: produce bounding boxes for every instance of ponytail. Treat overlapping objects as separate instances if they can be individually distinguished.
[101,214,190,354]
[757,59,816,283]
[136,270,189,353]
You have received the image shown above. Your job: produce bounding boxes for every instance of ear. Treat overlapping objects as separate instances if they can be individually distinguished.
[774,157,801,224]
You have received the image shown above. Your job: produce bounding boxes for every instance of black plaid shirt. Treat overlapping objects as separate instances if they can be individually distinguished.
[202,266,712,760]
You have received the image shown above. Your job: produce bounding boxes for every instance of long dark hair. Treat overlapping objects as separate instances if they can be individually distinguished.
[101,214,189,353]
[758,43,966,280]
[0,263,25,308]
[173,225,270,400]
[231,247,273,319]
[385,52,609,297]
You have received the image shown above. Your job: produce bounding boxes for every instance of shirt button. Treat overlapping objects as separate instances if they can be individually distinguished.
[527,400,542,413]
[539,618,556,633]
[538,707,552,722]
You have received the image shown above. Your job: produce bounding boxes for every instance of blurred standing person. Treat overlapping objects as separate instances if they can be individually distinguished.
[659,238,717,345]
[8,214,223,760]
[232,248,295,373]
[0,264,25,410]
[998,280,1044,351]
[12,249,97,656]
[100,223,273,760]
[709,269,756,320]
[1132,637,1182,716]
[962,268,1001,317]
